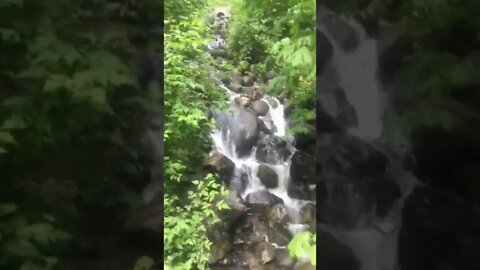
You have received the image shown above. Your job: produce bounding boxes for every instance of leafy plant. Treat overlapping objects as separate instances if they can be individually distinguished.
[288,231,316,266]
[164,174,229,269]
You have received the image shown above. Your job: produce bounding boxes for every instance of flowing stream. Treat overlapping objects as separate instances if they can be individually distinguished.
[209,12,312,236]
[318,9,420,270]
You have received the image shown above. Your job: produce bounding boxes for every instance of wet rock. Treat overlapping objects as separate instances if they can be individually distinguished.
[290,151,315,185]
[317,69,357,133]
[210,48,228,58]
[266,97,278,108]
[316,227,359,270]
[399,186,480,270]
[318,30,333,72]
[287,182,310,200]
[208,225,233,263]
[257,164,278,189]
[321,14,359,52]
[293,125,316,153]
[254,241,276,264]
[229,81,243,93]
[235,95,252,107]
[318,134,388,178]
[245,190,283,206]
[230,108,259,157]
[267,204,289,224]
[241,72,256,86]
[257,119,275,135]
[256,134,291,164]
[203,152,235,183]
[317,134,401,227]
[233,215,269,244]
[244,86,265,101]
[300,203,316,231]
[251,100,270,116]
[275,249,296,268]
[266,223,292,247]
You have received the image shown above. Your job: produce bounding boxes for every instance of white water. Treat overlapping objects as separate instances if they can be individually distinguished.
[319,14,384,139]
[317,13,422,270]
[210,88,311,215]
[208,30,312,236]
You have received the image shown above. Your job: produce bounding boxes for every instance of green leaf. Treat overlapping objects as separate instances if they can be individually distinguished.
[2,116,26,130]
[0,131,16,144]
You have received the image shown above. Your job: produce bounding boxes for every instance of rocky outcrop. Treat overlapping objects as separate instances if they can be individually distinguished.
[203,152,235,184]
[257,164,278,188]
[256,134,291,164]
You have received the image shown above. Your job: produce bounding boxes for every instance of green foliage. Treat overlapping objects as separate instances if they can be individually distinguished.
[288,231,316,266]
[164,174,229,269]
[0,0,163,268]
[163,0,231,269]
[229,0,316,138]
[0,203,70,269]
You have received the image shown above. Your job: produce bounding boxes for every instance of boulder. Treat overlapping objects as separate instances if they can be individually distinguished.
[290,151,315,185]
[267,204,289,224]
[300,203,316,231]
[257,164,278,188]
[317,68,357,133]
[287,182,310,200]
[203,152,235,184]
[210,48,228,58]
[253,241,276,264]
[244,85,265,101]
[257,119,276,135]
[245,190,283,206]
[241,73,256,86]
[208,224,233,263]
[256,134,291,164]
[251,100,270,116]
[229,81,244,93]
[317,134,401,228]
[235,95,252,107]
[230,108,259,157]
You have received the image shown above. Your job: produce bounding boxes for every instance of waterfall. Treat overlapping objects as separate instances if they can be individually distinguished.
[318,13,385,139]
[317,11,420,270]
[207,9,314,255]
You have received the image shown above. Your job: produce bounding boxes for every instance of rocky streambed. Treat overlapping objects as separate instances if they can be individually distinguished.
[316,5,480,270]
[202,9,316,270]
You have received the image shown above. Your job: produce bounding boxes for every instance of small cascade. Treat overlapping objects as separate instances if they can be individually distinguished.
[318,11,384,139]
[205,8,315,269]
[317,9,420,270]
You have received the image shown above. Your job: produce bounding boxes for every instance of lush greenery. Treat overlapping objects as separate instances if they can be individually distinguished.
[228,0,317,265]
[229,0,316,138]
[1,0,165,268]
[163,0,230,269]
[288,231,317,266]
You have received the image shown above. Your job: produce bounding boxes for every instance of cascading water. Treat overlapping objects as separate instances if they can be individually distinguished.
[206,10,314,266]
[210,59,311,231]
[318,12,384,140]
[317,9,419,270]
